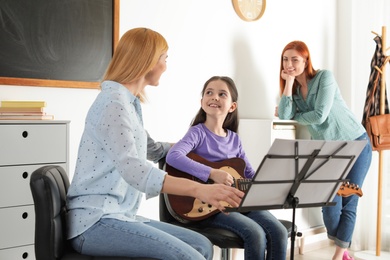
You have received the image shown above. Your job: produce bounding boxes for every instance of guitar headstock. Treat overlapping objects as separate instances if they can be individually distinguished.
[337,182,363,197]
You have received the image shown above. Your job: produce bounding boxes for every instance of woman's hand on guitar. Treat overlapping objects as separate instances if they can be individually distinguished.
[209,168,234,186]
[195,183,244,213]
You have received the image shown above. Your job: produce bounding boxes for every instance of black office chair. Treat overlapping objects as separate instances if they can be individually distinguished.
[29,165,156,260]
[158,158,296,260]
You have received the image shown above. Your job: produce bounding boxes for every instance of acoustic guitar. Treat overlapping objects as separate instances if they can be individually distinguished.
[164,152,251,223]
[163,153,362,223]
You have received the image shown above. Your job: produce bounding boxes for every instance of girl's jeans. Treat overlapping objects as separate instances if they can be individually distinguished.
[200,210,288,260]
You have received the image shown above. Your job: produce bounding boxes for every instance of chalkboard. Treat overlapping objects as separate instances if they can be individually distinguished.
[0,0,119,88]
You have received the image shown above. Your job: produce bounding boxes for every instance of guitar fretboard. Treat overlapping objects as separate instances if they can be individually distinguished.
[234,178,252,191]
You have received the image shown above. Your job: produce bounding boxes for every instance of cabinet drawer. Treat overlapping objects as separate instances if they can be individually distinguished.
[0,163,67,207]
[0,124,67,165]
[0,244,35,260]
[0,205,35,249]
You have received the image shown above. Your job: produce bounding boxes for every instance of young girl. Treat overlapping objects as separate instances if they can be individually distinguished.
[166,76,288,260]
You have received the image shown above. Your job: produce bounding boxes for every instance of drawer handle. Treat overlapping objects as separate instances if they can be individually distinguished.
[22,131,28,138]
[22,252,29,259]
[22,212,28,219]
[22,171,29,179]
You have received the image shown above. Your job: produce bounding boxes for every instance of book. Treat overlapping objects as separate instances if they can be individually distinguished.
[0,112,45,115]
[0,100,47,108]
[0,114,54,120]
[0,107,44,112]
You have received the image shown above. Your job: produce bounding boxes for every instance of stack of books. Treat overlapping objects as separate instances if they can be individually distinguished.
[0,100,54,120]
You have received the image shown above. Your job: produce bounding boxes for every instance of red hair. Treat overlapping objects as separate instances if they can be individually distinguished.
[279,41,317,96]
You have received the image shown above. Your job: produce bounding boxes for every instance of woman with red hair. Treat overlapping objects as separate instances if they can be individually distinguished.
[275,41,372,260]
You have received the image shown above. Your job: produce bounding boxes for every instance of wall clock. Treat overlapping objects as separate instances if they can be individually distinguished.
[232,0,266,22]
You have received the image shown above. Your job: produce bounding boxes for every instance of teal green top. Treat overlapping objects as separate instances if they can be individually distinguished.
[278,70,365,141]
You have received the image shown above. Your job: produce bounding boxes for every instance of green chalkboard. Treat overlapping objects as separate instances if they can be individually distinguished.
[0,0,119,88]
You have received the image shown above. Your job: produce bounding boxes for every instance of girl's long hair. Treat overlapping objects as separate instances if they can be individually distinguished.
[279,41,317,96]
[191,76,239,133]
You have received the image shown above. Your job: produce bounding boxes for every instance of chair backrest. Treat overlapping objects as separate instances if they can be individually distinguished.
[158,158,176,223]
[159,193,178,224]
[30,165,71,260]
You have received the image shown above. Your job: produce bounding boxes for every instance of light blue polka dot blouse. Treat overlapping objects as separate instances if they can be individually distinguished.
[66,80,169,239]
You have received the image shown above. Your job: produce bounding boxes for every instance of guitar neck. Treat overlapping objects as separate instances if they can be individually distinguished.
[235,178,251,192]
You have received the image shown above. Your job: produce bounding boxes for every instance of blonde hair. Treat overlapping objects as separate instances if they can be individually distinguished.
[103,28,168,101]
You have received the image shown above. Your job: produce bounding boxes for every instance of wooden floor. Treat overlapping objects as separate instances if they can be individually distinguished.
[291,247,390,260]
[292,246,355,260]
[213,246,390,260]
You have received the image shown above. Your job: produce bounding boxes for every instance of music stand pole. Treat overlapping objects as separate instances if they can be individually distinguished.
[289,196,299,260]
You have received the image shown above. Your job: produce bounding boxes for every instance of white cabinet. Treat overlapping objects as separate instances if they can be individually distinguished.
[238,119,323,232]
[0,120,69,260]
[238,119,298,170]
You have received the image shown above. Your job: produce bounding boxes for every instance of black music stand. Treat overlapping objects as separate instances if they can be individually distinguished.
[225,138,366,259]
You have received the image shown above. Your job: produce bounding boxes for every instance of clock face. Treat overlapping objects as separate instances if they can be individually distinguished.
[232,0,266,22]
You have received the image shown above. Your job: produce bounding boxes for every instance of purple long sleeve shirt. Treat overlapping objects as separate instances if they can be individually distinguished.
[166,123,255,182]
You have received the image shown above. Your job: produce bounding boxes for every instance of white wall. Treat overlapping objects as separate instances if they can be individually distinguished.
[0,0,389,252]
[133,0,337,141]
